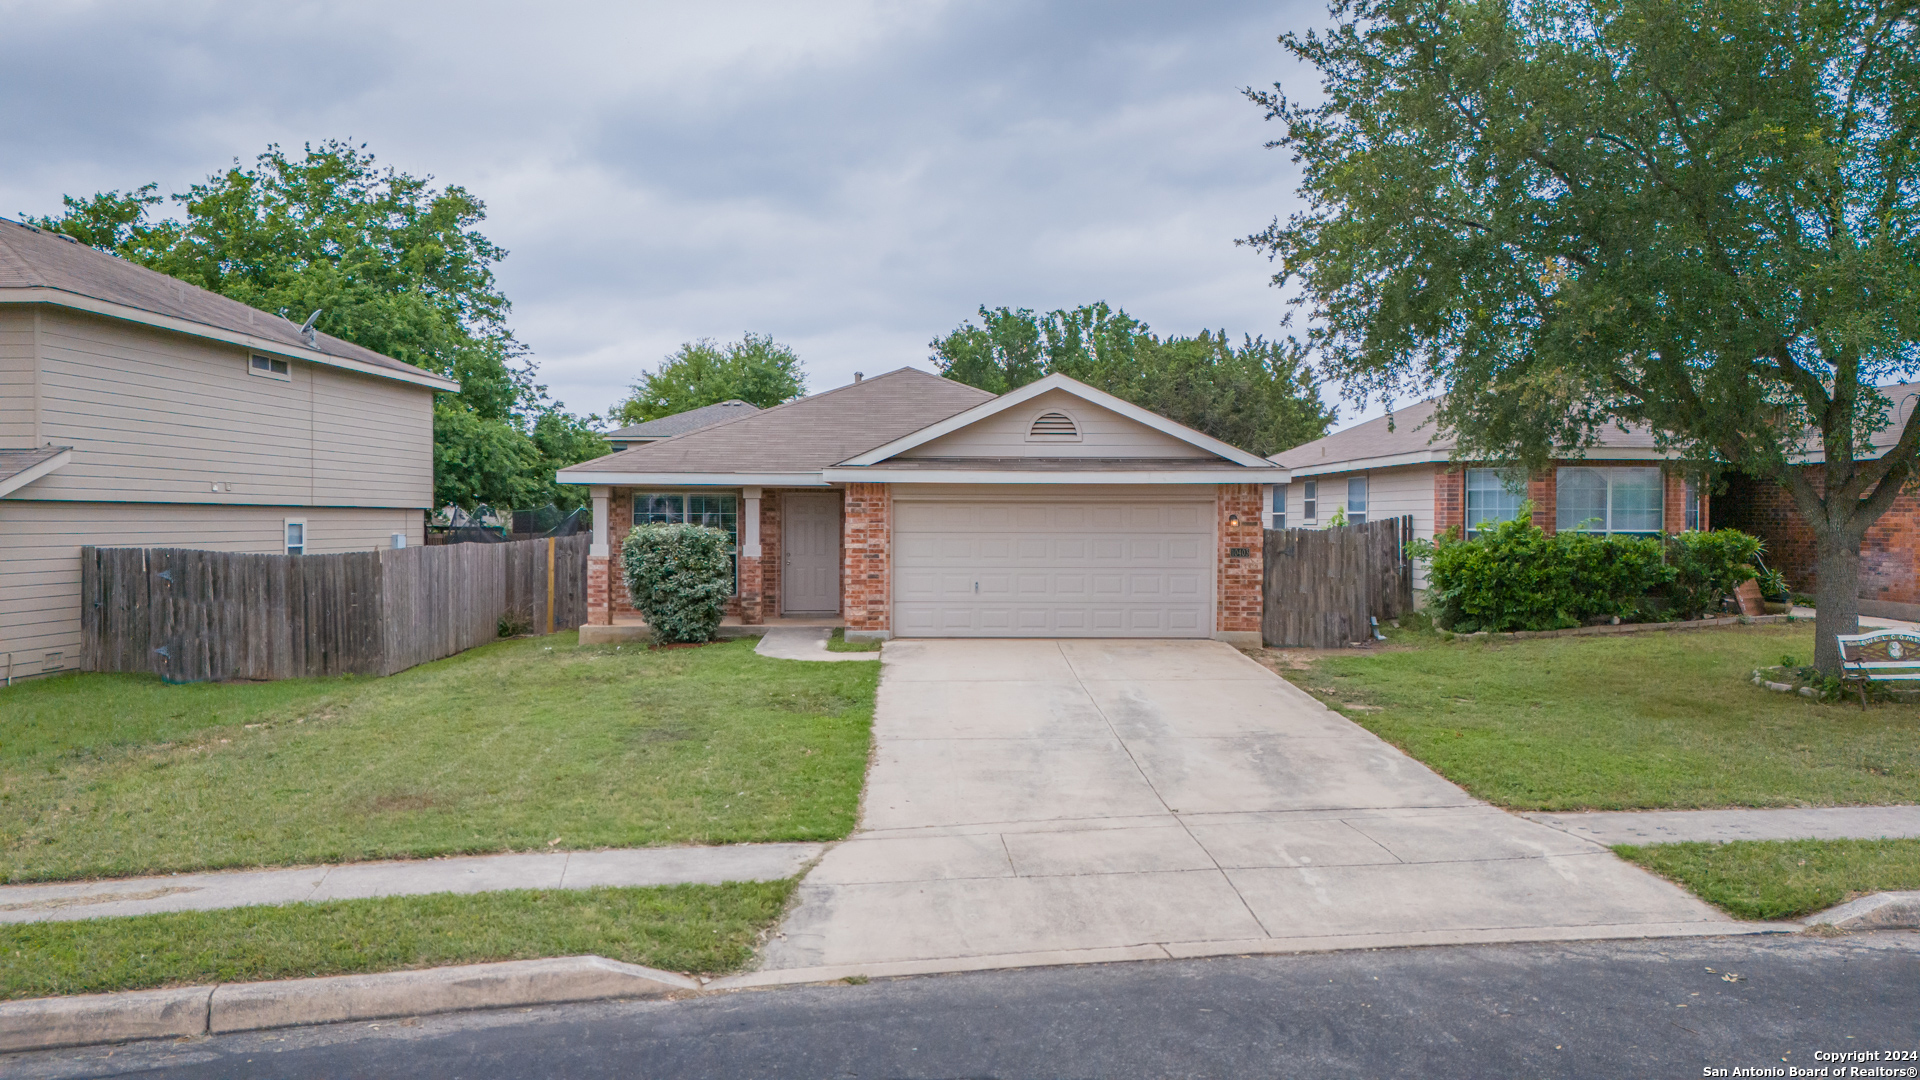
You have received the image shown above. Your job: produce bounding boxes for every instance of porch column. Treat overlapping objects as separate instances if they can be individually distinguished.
[587,485,612,626]
[843,482,892,641]
[1214,483,1264,648]
[740,486,764,624]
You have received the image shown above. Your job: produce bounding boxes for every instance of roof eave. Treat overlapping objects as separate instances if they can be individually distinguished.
[1,288,461,393]
[554,470,834,487]
[821,465,1285,484]
[0,447,73,498]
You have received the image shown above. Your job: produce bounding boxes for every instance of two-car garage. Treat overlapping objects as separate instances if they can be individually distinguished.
[891,492,1214,638]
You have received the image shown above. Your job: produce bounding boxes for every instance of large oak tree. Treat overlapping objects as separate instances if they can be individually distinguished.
[1248,0,1920,671]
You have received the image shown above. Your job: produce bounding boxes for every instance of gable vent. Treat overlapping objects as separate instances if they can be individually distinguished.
[1028,411,1080,440]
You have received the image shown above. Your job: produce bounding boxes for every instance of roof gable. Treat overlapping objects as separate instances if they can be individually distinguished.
[840,373,1274,468]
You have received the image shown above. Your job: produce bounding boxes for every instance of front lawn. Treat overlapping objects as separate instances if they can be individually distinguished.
[1269,624,1920,810]
[1617,839,1920,920]
[0,880,792,999]
[0,634,876,883]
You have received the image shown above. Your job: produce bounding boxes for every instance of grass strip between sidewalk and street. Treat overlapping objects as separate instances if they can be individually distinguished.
[1270,624,1920,810]
[1,634,875,883]
[0,880,795,1000]
[1615,838,1920,921]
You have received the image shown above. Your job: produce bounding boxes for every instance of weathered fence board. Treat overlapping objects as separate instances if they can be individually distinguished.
[1262,516,1415,649]
[81,535,590,682]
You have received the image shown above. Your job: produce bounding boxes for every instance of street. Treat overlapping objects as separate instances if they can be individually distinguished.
[12,932,1919,1080]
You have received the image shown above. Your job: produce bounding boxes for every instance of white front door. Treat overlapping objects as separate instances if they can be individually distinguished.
[783,493,841,614]
[893,495,1213,637]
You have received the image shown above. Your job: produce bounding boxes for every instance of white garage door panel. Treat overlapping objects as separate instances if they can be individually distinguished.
[894,498,1212,638]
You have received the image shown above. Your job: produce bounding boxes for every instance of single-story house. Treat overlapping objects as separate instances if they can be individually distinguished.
[1269,398,1704,590]
[604,399,759,451]
[557,369,1282,643]
[0,216,458,679]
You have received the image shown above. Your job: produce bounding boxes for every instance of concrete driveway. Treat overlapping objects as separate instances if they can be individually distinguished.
[757,639,1765,981]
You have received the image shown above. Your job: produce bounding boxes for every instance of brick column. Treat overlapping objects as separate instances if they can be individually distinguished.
[739,487,764,624]
[1529,468,1557,534]
[842,483,892,640]
[760,492,783,618]
[1434,465,1463,538]
[586,555,612,626]
[1215,483,1264,647]
[1663,470,1687,534]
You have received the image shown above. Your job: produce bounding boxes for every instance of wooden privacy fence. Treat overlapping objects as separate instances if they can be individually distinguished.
[1262,516,1415,649]
[82,534,589,682]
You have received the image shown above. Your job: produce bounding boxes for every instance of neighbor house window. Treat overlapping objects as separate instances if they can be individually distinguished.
[284,519,306,555]
[1302,480,1317,522]
[250,354,291,381]
[1270,485,1285,530]
[1685,478,1702,531]
[633,493,739,591]
[1555,467,1663,534]
[1346,476,1368,525]
[1466,468,1526,535]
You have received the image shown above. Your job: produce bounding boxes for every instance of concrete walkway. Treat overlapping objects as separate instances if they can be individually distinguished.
[0,843,822,924]
[1524,806,1920,846]
[754,640,1757,983]
[754,628,881,662]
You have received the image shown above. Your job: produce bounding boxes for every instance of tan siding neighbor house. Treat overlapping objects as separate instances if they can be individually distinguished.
[0,218,457,680]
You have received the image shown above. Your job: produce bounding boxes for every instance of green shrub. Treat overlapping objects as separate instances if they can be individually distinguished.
[621,523,735,644]
[1416,510,1672,632]
[1663,529,1763,619]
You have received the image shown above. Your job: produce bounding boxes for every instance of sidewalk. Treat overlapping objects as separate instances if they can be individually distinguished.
[0,843,822,924]
[1522,806,1920,846]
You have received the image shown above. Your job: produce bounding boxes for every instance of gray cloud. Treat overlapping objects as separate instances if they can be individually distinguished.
[0,0,1372,425]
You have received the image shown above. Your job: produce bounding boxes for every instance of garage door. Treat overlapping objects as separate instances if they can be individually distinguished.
[893,497,1213,637]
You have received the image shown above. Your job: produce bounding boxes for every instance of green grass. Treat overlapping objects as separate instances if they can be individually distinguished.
[1616,838,1920,920]
[825,628,883,653]
[1276,624,1920,809]
[0,633,877,883]
[0,880,794,999]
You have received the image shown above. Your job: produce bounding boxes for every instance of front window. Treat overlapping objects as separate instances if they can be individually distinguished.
[633,492,739,591]
[1302,480,1317,522]
[1270,485,1285,530]
[1466,468,1526,535]
[1346,477,1368,525]
[1556,467,1663,535]
[1685,478,1702,531]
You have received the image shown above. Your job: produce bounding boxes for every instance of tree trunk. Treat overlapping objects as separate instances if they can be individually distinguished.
[1811,527,1863,674]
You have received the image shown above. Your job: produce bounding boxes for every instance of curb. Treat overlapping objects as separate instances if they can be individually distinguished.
[0,956,696,1055]
[1804,891,1920,931]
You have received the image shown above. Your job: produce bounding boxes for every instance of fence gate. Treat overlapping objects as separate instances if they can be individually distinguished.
[1262,516,1415,648]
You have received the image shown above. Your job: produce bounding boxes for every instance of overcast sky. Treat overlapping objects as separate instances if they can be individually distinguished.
[0,0,1375,428]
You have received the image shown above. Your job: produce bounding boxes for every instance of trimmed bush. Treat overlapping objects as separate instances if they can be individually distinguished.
[1416,512,1672,632]
[621,523,735,643]
[1664,529,1763,619]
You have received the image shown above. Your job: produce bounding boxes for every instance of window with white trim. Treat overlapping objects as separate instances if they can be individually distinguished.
[284,519,306,555]
[1466,468,1527,535]
[250,354,291,381]
[633,493,739,591]
[1346,476,1368,525]
[1270,485,1285,530]
[1555,467,1663,534]
[1684,478,1702,531]
[1302,480,1317,522]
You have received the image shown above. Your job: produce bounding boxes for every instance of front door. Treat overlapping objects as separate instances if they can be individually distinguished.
[783,493,841,614]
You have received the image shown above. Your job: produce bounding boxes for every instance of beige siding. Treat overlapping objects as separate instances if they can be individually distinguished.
[0,307,35,446]
[0,501,423,678]
[900,389,1212,459]
[1275,465,1436,589]
[18,308,433,508]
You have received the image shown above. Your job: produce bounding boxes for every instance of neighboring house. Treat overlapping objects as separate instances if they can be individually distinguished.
[604,399,760,451]
[1269,398,1704,590]
[558,369,1281,643]
[0,217,458,680]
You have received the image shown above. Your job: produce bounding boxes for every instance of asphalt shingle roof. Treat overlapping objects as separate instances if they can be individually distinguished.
[0,445,68,486]
[605,400,761,441]
[563,368,995,475]
[0,217,438,384]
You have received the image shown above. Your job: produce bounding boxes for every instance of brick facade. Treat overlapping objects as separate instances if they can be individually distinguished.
[759,491,784,618]
[1662,471,1687,535]
[1434,465,1464,536]
[1527,470,1557,533]
[1216,483,1264,635]
[603,488,744,620]
[842,482,892,633]
[1716,466,1920,607]
[586,554,612,625]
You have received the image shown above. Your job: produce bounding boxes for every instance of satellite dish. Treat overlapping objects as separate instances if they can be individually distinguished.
[299,310,322,344]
